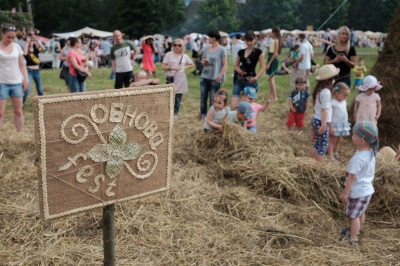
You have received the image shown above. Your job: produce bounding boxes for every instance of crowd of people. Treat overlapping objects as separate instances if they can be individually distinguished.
[1,24,399,248]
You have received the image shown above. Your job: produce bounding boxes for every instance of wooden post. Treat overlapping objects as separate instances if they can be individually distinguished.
[103,204,115,266]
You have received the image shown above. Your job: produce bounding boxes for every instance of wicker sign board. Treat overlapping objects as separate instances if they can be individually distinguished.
[33,86,174,220]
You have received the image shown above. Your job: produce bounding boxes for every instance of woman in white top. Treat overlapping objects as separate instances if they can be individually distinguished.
[162,38,194,117]
[0,26,29,132]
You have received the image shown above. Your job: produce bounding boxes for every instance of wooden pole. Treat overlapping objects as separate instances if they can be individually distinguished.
[103,204,115,266]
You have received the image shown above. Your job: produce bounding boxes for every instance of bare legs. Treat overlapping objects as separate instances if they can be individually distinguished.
[310,148,324,162]
[0,97,24,132]
[268,75,277,101]
[328,136,343,161]
[145,70,153,79]
[350,213,365,240]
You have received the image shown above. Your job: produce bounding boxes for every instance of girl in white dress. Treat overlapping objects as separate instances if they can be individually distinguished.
[327,82,351,162]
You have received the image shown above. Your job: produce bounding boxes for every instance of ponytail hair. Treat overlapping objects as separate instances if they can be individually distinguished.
[333,82,350,98]
[272,26,283,55]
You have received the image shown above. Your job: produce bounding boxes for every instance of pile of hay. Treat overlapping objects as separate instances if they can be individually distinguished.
[180,122,400,220]
[1,114,400,265]
[370,6,400,147]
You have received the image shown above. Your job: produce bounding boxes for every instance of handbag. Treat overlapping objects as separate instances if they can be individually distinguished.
[76,69,88,83]
[166,76,174,84]
[166,55,183,84]
[29,53,41,65]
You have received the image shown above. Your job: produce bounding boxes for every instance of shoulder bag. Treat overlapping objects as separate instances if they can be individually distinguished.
[166,55,183,84]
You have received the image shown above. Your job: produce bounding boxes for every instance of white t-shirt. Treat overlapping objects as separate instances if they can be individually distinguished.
[231,40,246,65]
[331,98,348,124]
[346,150,375,198]
[298,40,313,70]
[313,88,332,123]
[0,43,23,84]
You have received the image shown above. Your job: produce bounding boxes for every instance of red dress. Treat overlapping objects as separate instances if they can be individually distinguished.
[142,42,155,72]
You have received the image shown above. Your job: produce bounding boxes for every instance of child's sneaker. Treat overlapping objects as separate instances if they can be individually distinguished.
[339,227,351,235]
[342,236,360,246]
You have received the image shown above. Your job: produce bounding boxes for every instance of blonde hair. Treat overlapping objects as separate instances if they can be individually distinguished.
[333,82,350,98]
[172,38,185,54]
[135,70,147,79]
[337,26,351,54]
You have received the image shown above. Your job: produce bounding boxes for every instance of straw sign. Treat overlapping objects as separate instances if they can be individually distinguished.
[33,86,174,220]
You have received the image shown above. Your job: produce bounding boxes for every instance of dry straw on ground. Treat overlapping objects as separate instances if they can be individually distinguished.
[1,114,400,265]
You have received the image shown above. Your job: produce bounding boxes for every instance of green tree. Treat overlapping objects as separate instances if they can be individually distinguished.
[194,0,241,33]
[237,0,301,31]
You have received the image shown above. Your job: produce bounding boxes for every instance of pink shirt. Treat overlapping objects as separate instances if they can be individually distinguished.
[67,49,83,76]
[246,103,262,127]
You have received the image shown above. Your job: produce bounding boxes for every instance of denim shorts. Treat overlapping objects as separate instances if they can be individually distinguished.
[232,80,258,97]
[0,83,23,100]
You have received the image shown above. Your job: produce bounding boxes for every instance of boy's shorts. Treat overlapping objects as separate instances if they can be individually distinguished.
[346,195,372,218]
[353,79,362,86]
[0,83,23,100]
[286,112,305,128]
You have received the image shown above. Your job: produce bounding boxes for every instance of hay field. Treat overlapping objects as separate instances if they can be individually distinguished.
[1,48,400,265]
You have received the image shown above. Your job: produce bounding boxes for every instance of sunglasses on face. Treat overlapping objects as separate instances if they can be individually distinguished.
[173,44,182,47]
[3,26,16,32]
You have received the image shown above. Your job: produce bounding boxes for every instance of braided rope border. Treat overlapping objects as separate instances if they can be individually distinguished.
[37,85,174,220]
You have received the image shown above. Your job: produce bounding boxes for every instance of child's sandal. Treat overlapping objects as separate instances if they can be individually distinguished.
[342,236,360,246]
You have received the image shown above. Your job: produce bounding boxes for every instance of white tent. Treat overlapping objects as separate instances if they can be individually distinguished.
[53,27,113,39]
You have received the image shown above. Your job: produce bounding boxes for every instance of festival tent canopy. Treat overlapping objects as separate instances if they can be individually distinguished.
[219,31,229,37]
[52,27,113,39]
[36,35,50,43]
[261,28,271,34]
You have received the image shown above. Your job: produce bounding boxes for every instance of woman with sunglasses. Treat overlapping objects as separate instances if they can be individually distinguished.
[231,30,265,110]
[22,32,46,104]
[0,26,29,132]
[162,38,194,118]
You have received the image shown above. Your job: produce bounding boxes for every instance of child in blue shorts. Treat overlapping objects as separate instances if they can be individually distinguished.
[352,58,366,90]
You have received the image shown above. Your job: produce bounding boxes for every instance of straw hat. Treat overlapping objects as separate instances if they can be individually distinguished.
[316,64,340,81]
[359,75,383,91]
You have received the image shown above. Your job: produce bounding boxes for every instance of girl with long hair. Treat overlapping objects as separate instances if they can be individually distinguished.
[266,26,283,101]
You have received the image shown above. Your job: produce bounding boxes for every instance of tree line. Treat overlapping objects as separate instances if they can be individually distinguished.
[1,0,398,37]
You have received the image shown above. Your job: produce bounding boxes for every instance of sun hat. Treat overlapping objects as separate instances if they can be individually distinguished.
[358,75,383,91]
[353,121,379,156]
[316,64,340,81]
[243,87,257,99]
[237,101,254,119]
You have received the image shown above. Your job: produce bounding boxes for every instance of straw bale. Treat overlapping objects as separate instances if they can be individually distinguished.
[360,5,400,147]
[1,105,400,264]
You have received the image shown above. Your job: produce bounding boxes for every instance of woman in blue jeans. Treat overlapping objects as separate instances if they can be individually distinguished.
[230,31,265,110]
[23,32,45,103]
[67,37,91,93]
[199,30,227,120]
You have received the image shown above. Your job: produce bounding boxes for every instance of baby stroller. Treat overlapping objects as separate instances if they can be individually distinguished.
[192,59,203,76]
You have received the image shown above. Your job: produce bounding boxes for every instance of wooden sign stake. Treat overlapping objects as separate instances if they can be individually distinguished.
[103,204,115,266]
